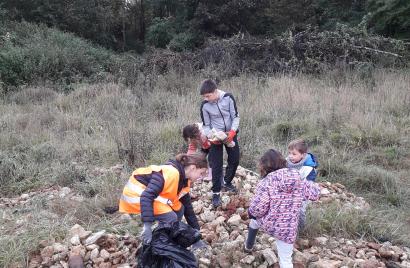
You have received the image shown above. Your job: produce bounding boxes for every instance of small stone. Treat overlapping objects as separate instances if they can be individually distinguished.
[367,242,381,250]
[312,237,328,246]
[217,254,231,268]
[84,230,106,245]
[70,235,81,246]
[361,259,383,268]
[86,244,99,251]
[20,193,29,200]
[59,187,71,198]
[41,246,54,258]
[240,255,255,264]
[68,255,84,268]
[199,258,211,265]
[90,248,99,260]
[379,249,394,259]
[100,249,110,260]
[262,248,278,265]
[70,245,86,257]
[227,214,242,226]
[53,243,68,253]
[320,188,330,195]
[99,262,112,268]
[309,259,342,268]
[201,210,216,222]
[69,224,91,240]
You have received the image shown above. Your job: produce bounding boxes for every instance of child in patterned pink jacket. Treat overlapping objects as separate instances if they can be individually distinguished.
[245,149,320,268]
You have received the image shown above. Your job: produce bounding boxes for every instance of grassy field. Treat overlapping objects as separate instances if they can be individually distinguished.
[0,69,409,266]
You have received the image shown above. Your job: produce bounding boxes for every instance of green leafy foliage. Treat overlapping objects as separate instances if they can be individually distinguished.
[367,0,410,39]
[0,21,119,89]
[146,18,175,48]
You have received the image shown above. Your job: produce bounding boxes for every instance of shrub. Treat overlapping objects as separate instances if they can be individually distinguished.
[146,18,175,48]
[0,21,120,90]
[169,31,201,52]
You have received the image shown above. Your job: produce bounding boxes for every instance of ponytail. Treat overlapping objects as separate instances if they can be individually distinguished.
[176,152,208,169]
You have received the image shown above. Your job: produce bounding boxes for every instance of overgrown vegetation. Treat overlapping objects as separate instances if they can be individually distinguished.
[1,0,409,52]
[0,21,123,91]
[1,20,408,91]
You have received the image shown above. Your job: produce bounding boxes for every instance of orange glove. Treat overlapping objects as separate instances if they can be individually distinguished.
[226,130,236,143]
[203,140,211,149]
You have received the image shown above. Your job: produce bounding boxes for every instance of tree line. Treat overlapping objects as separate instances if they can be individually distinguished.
[2,0,410,52]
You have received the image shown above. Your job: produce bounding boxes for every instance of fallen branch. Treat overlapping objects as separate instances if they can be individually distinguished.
[351,45,403,58]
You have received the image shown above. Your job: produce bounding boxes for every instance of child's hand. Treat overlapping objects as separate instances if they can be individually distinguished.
[209,139,221,145]
[225,130,236,143]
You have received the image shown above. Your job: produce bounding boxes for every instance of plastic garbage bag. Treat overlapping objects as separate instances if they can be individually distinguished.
[137,222,200,268]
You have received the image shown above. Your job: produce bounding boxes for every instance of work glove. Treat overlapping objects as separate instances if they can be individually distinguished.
[225,130,236,143]
[191,239,207,250]
[141,222,153,245]
[203,140,211,149]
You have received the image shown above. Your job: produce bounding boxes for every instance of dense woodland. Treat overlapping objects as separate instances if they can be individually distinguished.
[2,0,410,52]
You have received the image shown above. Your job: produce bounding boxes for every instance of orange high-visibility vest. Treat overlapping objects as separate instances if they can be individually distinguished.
[119,165,190,215]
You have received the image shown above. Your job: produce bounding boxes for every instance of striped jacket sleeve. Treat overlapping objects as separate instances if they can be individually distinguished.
[248,179,270,219]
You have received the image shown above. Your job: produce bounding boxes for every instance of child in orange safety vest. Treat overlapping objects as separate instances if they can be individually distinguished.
[119,152,208,249]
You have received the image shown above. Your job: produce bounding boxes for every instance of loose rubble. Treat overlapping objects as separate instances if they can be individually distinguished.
[14,166,410,267]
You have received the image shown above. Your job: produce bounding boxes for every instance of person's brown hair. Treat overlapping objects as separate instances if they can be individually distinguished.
[182,124,200,142]
[258,149,287,177]
[176,152,208,169]
[288,139,308,154]
[199,79,217,95]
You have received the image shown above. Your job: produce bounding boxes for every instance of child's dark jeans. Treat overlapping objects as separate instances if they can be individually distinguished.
[208,135,240,193]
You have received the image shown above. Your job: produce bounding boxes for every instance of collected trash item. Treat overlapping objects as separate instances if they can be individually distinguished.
[209,129,235,147]
[137,221,201,268]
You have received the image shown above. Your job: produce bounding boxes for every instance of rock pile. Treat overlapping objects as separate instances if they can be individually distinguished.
[25,166,410,267]
[28,224,139,268]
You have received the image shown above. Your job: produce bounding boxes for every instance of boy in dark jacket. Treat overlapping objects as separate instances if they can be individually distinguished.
[199,79,240,207]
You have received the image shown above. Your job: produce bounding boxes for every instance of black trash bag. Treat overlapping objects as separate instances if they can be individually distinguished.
[170,222,201,248]
[137,222,200,268]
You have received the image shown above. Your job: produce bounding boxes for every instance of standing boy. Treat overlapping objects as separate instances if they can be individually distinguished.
[199,79,240,207]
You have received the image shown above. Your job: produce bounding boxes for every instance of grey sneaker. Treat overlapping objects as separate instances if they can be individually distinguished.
[212,193,221,207]
[223,180,238,193]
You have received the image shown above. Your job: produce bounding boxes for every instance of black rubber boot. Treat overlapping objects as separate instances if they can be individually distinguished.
[212,193,221,207]
[244,226,258,252]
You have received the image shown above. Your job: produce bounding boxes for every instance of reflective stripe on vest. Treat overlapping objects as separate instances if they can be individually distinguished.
[124,180,173,206]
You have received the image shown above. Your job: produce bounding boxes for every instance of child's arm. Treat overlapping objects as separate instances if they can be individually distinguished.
[302,180,320,201]
[227,94,240,132]
[200,104,211,137]
[248,180,270,219]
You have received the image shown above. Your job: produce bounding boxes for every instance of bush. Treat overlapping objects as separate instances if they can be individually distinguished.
[0,21,120,90]
[169,31,202,52]
[146,18,175,48]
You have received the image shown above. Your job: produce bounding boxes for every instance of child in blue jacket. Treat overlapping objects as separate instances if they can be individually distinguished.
[286,139,318,231]
[286,139,318,181]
